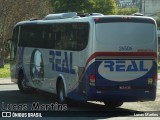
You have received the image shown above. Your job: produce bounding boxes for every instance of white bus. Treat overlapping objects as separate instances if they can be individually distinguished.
[10,12,158,108]
[158,30,160,62]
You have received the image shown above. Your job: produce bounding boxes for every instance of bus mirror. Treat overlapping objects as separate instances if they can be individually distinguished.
[5,39,12,52]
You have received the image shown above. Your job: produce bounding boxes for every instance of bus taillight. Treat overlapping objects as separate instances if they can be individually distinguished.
[95,18,100,22]
[89,74,95,86]
[154,74,158,81]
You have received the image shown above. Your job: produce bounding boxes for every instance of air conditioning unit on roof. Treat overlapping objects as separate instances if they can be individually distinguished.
[44,12,77,20]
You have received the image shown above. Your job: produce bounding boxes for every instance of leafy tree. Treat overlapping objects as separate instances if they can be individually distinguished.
[156,18,160,30]
[52,0,118,15]
[118,7,139,15]
[154,13,160,30]
[52,0,93,13]
[0,0,52,67]
[92,0,118,15]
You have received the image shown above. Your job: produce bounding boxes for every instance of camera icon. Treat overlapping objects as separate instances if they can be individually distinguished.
[2,112,11,117]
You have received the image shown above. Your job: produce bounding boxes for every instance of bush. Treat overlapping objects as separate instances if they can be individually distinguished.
[156,18,160,30]
[118,7,139,15]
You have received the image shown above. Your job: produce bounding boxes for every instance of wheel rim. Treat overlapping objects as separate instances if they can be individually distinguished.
[59,88,65,102]
[21,78,29,89]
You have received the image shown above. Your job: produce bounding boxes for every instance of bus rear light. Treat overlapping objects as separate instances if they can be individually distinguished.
[95,18,100,22]
[121,17,131,21]
[154,74,158,81]
[89,74,95,86]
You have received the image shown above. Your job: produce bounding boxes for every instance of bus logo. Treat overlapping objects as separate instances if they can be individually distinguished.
[104,60,148,72]
[49,50,75,74]
[98,60,153,82]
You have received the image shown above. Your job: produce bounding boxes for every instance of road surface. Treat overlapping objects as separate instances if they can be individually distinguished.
[0,78,159,120]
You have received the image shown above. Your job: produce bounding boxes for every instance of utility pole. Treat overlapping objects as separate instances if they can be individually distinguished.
[143,0,145,15]
[139,0,142,13]
[140,0,145,15]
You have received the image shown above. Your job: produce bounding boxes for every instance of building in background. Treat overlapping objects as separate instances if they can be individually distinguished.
[116,0,160,17]
[116,0,140,9]
[141,0,160,17]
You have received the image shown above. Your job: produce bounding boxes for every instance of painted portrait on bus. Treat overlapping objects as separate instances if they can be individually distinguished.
[30,49,44,82]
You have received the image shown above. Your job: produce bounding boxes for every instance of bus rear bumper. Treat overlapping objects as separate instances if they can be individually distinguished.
[87,87,157,102]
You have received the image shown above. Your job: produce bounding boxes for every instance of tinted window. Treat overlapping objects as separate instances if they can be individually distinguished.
[19,22,89,51]
[11,26,19,60]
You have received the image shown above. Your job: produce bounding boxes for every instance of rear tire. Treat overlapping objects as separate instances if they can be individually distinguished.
[18,73,35,94]
[104,101,123,108]
[57,81,66,104]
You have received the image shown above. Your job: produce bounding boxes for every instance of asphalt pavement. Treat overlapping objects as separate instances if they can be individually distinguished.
[0,76,160,120]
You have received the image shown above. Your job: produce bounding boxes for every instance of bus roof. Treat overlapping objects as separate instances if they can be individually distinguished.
[15,12,156,27]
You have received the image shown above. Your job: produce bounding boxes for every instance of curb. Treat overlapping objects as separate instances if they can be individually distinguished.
[0,78,15,84]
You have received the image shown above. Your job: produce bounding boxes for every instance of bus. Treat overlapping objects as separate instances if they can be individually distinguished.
[158,30,160,62]
[10,12,158,108]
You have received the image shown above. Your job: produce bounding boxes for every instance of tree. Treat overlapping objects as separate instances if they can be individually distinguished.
[156,18,160,30]
[118,7,139,15]
[52,0,118,15]
[92,0,118,15]
[154,12,160,30]
[0,0,53,68]
[52,0,92,13]
[0,0,13,67]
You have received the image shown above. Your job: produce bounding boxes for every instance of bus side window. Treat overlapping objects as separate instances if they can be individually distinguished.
[55,32,61,49]
[48,32,52,48]
[37,26,44,48]
[65,23,76,50]
[77,23,89,50]
[158,37,160,62]
[70,32,77,50]
[11,27,19,60]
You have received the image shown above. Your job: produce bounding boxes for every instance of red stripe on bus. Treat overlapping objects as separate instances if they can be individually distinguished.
[85,52,157,67]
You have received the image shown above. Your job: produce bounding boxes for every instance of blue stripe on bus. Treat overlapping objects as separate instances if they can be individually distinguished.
[68,60,157,102]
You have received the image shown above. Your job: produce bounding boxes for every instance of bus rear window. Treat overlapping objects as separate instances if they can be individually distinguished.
[96,22,156,45]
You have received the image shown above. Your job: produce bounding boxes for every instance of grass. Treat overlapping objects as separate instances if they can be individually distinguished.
[0,64,10,78]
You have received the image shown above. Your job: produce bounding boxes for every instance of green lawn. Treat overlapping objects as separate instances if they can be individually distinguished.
[0,64,10,78]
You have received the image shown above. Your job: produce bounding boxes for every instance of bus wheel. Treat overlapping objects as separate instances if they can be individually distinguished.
[104,101,123,108]
[18,74,35,94]
[57,81,66,104]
